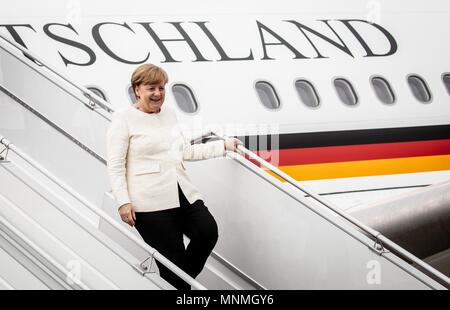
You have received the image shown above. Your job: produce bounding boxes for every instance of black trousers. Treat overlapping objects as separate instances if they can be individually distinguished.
[134,184,218,290]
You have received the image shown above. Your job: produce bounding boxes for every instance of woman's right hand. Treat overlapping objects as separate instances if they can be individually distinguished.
[119,203,136,227]
[224,137,242,153]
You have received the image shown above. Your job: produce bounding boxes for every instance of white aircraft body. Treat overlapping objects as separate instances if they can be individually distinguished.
[0,0,449,290]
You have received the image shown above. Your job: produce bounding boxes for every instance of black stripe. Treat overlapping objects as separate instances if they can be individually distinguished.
[238,125,450,150]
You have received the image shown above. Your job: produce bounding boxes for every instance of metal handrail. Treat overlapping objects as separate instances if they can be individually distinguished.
[0,196,90,290]
[0,136,206,290]
[212,132,450,288]
[0,33,113,114]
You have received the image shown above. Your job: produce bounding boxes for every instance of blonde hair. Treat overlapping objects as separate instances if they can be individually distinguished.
[131,64,169,93]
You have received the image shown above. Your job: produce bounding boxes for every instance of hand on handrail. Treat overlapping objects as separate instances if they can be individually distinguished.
[118,203,136,227]
[224,137,242,153]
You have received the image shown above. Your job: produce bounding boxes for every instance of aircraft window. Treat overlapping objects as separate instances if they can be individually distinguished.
[371,76,395,105]
[127,85,136,104]
[172,84,199,113]
[333,78,358,106]
[86,86,109,103]
[295,79,320,108]
[407,75,431,103]
[442,74,450,95]
[255,81,281,110]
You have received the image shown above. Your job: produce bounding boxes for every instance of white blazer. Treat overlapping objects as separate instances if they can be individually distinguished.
[106,106,225,212]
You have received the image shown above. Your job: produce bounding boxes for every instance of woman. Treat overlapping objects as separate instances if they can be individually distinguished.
[106,63,240,290]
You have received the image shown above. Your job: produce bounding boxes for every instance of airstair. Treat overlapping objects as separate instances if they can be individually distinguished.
[0,34,448,290]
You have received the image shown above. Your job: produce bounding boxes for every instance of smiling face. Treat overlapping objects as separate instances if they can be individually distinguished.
[135,82,166,113]
[131,64,169,113]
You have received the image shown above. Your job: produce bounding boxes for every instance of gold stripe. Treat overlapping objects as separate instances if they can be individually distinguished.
[267,155,450,181]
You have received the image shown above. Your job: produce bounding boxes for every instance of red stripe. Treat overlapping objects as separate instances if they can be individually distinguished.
[254,139,450,166]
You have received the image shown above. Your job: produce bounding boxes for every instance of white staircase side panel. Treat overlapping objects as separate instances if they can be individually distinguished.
[0,247,48,290]
[0,161,167,290]
[186,157,444,289]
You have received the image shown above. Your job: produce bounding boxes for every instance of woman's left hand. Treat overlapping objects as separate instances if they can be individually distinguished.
[224,138,242,152]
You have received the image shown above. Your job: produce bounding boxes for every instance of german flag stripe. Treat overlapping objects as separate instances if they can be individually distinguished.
[240,124,450,150]
[238,125,450,180]
[267,155,450,181]
[254,139,450,166]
